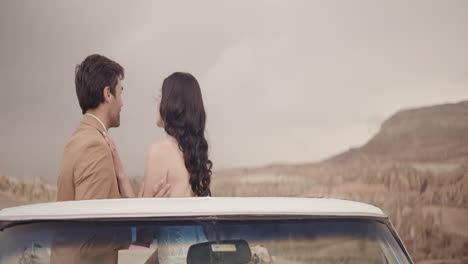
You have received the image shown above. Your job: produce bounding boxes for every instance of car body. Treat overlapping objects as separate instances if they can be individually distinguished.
[0,197,413,263]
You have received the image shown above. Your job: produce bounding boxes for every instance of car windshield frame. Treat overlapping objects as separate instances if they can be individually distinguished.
[0,215,413,264]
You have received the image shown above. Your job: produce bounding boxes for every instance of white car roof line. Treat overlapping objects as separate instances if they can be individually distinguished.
[0,197,386,221]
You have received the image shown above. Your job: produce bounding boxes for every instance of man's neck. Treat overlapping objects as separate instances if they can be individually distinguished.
[85,110,110,131]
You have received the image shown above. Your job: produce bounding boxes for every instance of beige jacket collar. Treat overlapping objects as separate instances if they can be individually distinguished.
[80,114,107,135]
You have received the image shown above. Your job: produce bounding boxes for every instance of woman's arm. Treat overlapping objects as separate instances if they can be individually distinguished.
[142,143,170,197]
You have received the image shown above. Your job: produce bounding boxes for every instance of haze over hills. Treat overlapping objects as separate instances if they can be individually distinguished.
[227,99,468,177]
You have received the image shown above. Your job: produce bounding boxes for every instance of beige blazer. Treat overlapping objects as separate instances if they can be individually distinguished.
[57,115,121,201]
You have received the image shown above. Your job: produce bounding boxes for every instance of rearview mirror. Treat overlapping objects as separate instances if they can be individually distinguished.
[187,239,251,264]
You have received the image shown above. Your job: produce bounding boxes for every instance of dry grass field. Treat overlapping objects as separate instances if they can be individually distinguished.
[1,163,466,263]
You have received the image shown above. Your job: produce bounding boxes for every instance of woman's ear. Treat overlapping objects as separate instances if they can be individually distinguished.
[156,117,164,128]
[103,86,112,103]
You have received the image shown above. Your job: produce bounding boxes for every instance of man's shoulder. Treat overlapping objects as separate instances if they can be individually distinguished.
[64,125,107,153]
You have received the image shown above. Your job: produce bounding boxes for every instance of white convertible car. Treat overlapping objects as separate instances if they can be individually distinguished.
[0,197,413,264]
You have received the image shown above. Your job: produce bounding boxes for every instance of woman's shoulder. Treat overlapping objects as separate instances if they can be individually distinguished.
[148,139,178,159]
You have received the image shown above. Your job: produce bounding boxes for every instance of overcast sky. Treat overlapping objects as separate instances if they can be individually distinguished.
[1,0,467,183]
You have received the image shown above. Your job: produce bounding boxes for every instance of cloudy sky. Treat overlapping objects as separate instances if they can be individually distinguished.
[1,0,467,183]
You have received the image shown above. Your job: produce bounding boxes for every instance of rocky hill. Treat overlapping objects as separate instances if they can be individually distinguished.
[328,100,468,166]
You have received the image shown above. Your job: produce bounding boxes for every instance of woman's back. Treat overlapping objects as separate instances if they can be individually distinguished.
[143,137,195,198]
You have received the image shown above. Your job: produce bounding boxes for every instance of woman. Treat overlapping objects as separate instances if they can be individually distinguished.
[108,72,212,263]
[142,72,212,198]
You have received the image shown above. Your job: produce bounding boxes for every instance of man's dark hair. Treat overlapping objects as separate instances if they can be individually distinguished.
[75,54,124,114]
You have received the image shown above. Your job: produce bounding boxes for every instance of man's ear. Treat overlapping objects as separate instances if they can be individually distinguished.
[103,86,112,103]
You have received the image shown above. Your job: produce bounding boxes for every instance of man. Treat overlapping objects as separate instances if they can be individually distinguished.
[57,54,168,200]
[52,54,165,264]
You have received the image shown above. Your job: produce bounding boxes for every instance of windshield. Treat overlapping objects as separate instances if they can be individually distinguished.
[0,218,411,264]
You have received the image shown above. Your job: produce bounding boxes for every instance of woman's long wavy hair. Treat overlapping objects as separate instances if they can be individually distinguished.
[159,72,212,196]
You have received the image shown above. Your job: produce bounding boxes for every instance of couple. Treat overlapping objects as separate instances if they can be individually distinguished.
[55,54,211,263]
[57,54,212,201]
